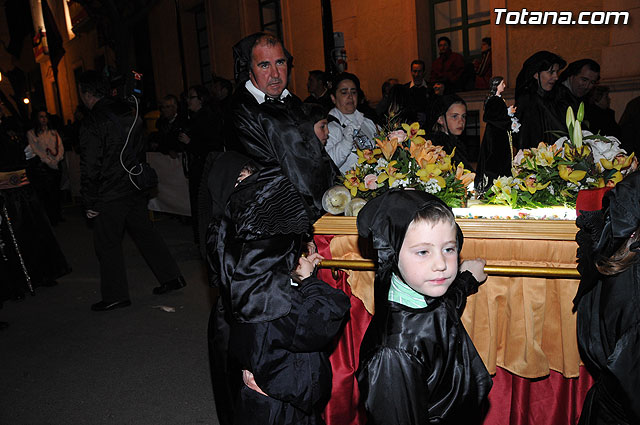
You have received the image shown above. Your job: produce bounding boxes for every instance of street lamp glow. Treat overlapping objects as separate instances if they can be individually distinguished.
[23,98,30,104]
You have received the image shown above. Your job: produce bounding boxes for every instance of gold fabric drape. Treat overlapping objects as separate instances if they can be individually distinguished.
[326,234,581,379]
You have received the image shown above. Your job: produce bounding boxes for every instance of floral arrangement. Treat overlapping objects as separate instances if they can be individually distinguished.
[323,122,475,215]
[485,103,636,209]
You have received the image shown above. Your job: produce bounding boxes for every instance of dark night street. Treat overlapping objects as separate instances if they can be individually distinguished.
[0,205,219,425]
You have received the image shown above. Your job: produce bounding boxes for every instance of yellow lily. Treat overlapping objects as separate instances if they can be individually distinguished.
[343,170,366,196]
[558,164,587,183]
[600,153,635,170]
[606,171,623,187]
[416,162,446,187]
[401,122,425,140]
[437,151,454,172]
[377,160,406,187]
[376,138,398,161]
[563,143,591,161]
[357,148,382,164]
[518,175,551,194]
[454,163,476,187]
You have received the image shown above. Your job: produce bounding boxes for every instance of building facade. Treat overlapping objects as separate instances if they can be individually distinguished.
[18,0,640,126]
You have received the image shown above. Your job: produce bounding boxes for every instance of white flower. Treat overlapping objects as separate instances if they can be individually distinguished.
[423,179,442,194]
[585,133,625,165]
[513,149,526,166]
[344,198,367,217]
[390,177,409,188]
[322,185,352,215]
[510,117,521,133]
[548,185,555,195]
[566,182,579,191]
[375,158,389,173]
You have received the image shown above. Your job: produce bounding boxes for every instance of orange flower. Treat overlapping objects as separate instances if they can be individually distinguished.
[376,137,398,161]
[454,163,475,187]
[410,139,445,166]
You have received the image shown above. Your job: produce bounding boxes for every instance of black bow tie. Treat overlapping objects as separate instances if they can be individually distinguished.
[265,95,282,103]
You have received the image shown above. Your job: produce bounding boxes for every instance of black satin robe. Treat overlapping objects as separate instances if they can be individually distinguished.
[573,173,640,424]
[0,128,71,300]
[515,88,565,150]
[215,168,350,424]
[230,275,350,424]
[576,265,640,424]
[357,271,492,425]
[476,96,513,191]
[425,130,475,171]
[230,86,337,220]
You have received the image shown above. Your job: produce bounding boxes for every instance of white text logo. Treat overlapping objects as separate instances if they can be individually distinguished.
[494,8,629,25]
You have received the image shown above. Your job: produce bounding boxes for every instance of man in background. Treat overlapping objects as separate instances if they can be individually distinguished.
[77,71,185,312]
[304,70,333,111]
[430,36,465,93]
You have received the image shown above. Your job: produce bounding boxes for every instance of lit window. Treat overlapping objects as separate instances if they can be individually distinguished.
[430,0,490,59]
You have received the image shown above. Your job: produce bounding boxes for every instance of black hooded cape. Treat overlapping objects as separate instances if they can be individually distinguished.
[514,51,567,149]
[574,172,640,424]
[355,190,492,424]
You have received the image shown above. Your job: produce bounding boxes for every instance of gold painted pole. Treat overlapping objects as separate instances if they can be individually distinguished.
[319,259,580,279]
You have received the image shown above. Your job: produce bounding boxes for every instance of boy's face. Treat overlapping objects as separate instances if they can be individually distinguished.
[235,168,252,187]
[398,219,458,298]
[314,119,329,145]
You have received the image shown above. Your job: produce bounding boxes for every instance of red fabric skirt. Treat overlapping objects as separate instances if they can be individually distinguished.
[315,234,594,425]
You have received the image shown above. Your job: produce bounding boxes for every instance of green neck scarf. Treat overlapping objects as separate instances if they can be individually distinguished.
[388,273,428,308]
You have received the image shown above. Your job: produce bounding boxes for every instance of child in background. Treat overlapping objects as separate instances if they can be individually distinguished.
[201,151,259,425]
[301,103,330,146]
[218,167,350,425]
[356,189,492,424]
[574,171,640,424]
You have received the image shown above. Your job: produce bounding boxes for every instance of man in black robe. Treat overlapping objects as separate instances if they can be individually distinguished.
[229,32,337,221]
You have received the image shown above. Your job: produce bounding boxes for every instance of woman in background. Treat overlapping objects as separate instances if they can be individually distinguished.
[514,51,566,149]
[326,72,377,174]
[26,108,64,225]
[425,94,474,171]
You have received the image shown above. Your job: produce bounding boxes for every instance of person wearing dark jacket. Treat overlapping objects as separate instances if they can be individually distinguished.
[77,71,185,312]
[179,85,223,243]
[514,51,567,149]
[230,33,338,221]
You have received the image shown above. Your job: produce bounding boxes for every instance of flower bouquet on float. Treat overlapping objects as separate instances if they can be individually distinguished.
[483,103,636,210]
[322,121,475,216]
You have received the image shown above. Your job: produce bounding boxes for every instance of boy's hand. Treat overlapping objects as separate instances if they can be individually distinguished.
[460,258,487,283]
[296,253,324,280]
[242,370,268,397]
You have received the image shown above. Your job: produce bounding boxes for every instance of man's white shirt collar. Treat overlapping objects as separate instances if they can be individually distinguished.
[410,80,428,89]
[245,80,291,104]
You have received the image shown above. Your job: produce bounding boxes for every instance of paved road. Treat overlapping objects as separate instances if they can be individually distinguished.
[0,206,219,425]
